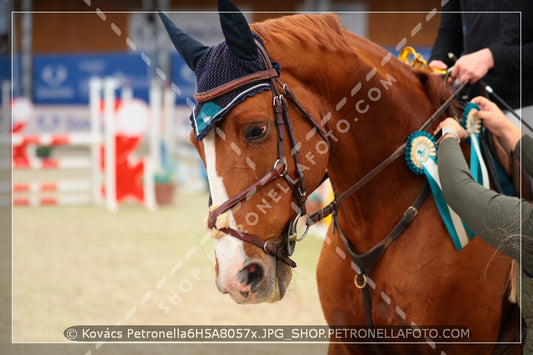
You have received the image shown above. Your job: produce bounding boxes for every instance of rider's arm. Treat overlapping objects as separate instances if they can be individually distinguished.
[437,136,533,272]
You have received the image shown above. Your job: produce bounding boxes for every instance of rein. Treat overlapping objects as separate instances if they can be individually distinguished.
[306,81,468,227]
[204,37,466,272]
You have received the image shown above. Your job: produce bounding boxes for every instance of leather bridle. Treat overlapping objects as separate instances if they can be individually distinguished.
[203,38,467,271]
[205,40,329,268]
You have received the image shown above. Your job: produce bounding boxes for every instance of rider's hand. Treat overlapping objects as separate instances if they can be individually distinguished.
[448,49,494,85]
[435,118,467,143]
[471,96,523,151]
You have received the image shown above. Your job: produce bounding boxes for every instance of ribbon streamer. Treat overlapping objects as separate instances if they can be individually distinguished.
[463,103,490,188]
[405,131,473,250]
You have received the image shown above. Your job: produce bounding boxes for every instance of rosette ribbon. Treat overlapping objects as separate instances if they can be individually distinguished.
[405,131,473,250]
[462,103,489,188]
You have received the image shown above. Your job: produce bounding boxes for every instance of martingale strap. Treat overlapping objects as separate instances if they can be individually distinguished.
[334,184,431,330]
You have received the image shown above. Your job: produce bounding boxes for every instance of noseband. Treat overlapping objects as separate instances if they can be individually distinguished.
[205,40,329,268]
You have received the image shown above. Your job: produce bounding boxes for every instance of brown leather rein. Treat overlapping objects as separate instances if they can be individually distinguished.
[203,39,467,269]
[305,81,468,227]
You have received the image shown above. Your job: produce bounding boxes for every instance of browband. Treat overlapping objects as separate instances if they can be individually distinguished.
[194,68,279,102]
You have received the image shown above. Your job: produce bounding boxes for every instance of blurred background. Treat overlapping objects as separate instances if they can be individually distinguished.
[4,0,442,100]
[2,0,443,203]
[2,0,444,353]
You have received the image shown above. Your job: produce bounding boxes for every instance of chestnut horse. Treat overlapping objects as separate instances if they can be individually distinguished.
[160,2,516,353]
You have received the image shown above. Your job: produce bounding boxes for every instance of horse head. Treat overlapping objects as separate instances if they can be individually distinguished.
[160,0,329,304]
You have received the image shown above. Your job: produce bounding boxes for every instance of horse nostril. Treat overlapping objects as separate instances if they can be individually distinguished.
[237,262,265,293]
[246,263,265,293]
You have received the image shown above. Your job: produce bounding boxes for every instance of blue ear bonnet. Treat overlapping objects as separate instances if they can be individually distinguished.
[191,34,280,141]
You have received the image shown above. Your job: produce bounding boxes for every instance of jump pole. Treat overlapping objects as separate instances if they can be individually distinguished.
[88,77,103,206]
[0,81,10,207]
[149,79,162,174]
[162,84,175,168]
[1,81,10,169]
[103,77,118,212]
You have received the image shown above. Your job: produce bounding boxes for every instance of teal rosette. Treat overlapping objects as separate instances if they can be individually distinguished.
[405,130,475,250]
[462,102,483,142]
[405,131,437,175]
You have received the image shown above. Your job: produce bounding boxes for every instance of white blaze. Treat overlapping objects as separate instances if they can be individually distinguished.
[203,131,246,292]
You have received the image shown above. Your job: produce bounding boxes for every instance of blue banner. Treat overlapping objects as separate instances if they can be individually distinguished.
[32,52,196,106]
[0,56,9,82]
[0,55,11,103]
[33,52,151,104]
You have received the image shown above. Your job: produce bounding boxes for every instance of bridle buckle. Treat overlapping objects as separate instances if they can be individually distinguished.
[273,94,283,107]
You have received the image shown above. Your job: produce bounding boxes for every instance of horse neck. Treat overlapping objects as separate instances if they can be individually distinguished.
[278,38,442,252]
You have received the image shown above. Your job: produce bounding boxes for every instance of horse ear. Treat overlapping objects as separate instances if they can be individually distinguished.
[218,0,258,60]
[158,11,209,71]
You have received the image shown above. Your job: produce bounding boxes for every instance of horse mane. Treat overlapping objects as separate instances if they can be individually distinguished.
[251,13,352,53]
[252,13,453,116]
[412,69,455,115]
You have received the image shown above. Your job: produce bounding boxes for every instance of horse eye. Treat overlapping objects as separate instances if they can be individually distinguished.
[243,122,270,142]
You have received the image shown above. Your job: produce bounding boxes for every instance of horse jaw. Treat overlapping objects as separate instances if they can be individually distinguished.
[203,130,292,304]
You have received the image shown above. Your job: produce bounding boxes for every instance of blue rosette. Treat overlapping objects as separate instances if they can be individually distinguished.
[405,131,437,175]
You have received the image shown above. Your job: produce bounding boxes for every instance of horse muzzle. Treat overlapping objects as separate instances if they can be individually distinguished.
[214,243,292,304]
